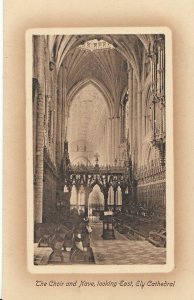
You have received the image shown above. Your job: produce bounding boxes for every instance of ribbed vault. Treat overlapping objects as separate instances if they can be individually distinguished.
[65,48,128,114]
[48,34,153,80]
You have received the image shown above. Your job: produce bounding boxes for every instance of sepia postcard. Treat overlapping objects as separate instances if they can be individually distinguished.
[26,27,173,274]
[4,0,194,299]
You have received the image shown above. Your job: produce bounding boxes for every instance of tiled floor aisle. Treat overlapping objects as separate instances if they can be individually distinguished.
[90,223,166,265]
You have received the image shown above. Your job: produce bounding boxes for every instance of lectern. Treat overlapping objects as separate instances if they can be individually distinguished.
[102,211,115,240]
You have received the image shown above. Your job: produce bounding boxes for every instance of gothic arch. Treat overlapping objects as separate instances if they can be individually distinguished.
[88,184,105,212]
[50,34,150,80]
[72,156,91,165]
[66,78,114,117]
[89,181,103,190]
[142,142,152,165]
[143,141,160,165]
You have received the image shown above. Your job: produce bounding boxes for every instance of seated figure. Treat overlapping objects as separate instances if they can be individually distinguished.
[38,230,51,247]
[70,227,86,263]
[49,226,65,263]
[70,219,93,263]
[63,231,73,252]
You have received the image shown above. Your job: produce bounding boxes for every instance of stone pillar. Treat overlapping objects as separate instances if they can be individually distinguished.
[33,78,39,179]
[109,118,112,165]
[34,36,45,224]
[104,124,107,164]
[106,122,108,164]
[137,86,142,166]
[120,105,124,143]
[112,118,115,162]
[84,187,91,217]
[53,80,57,164]
[103,189,109,211]
[110,118,113,164]
[128,67,133,149]
[132,75,138,166]
[113,187,117,211]
[121,188,126,211]
[75,186,79,210]
[56,67,63,166]
[62,65,67,150]
[115,116,120,160]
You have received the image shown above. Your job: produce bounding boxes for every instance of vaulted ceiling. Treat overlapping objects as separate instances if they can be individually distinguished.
[48,34,153,164]
[48,34,153,112]
[48,34,153,78]
[65,47,128,108]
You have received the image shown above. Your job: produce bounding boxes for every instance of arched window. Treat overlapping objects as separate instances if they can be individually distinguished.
[117,186,122,206]
[78,185,85,206]
[108,186,114,208]
[125,97,129,140]
[144,87,152,136]
[70,185,77,206]
[120,91,129,142]
[88,184,104,211]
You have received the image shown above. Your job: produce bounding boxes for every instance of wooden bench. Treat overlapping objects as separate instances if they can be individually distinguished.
[148,229,166,247]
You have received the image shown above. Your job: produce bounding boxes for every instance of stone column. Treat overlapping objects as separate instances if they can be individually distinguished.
[103,189,109,211]
[114,117,117,161]
[111,117,115,164]
[114,117,117,162]
[74,186,78,210]
[110,118,114,164]
[84,187,91,217]
[128,67,133,149]
[104,124,107,164]
[33,78,39,179]
[120,105,124,142]
[106,119,110,165]
[137,86,142,166]
[109,118,112,165]
[34,36,45,224]
[113,187,117,211]
[62,65,67,151]
[56,67,63,166]
[121,188,126,211]
[53,80,57,164]
[116,117,120,161]
[132,75,138,166]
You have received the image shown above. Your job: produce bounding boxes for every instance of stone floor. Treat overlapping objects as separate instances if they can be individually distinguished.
[90,223,166,265]
[34,223,166,265]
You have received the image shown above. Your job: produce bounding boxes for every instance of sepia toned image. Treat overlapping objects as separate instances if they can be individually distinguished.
[26,28,173,272]
[5,0,194,296]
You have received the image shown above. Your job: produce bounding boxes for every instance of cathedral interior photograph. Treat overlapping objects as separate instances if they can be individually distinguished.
[32,33,167,265]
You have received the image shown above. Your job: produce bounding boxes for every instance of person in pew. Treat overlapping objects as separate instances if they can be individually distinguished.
[38,229,51,247]
[70,217,93,263]
[49,226,65,262]
[70,227,87,262]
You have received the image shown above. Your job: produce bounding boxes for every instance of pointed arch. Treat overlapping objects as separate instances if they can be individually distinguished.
[50,34,150,78]
[72,156,91,165]
[88,184,105,215]
[142,142,152,165]
[66,78,114,117]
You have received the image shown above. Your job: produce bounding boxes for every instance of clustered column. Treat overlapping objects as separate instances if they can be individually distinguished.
[137,86,142,166]
[34,36,46,223]
[56,66,63,166]
[132,74,138,166]
[128,66,133,153]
